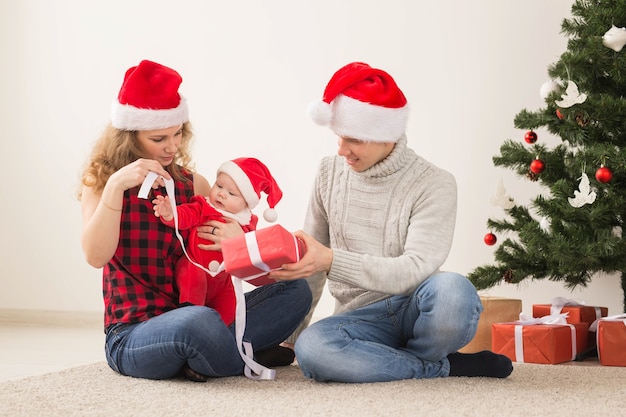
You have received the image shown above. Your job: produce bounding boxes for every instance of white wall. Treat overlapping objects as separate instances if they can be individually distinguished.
[2,0,622,320]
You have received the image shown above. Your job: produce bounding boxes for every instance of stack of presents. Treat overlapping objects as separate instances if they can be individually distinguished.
[460,295,626,366]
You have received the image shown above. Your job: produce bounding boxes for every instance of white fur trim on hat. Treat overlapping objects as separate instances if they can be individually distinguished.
[111,97,189,131]
[330,95,409,142]
[217,161,260,209]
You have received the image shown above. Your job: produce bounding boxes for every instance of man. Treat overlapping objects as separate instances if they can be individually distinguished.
[269,62,513,383]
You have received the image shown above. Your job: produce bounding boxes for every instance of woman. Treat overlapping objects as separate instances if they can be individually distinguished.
[78,60,311,381]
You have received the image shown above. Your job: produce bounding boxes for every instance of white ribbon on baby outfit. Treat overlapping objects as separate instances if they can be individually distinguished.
[549,296,603,320]
[138,172,275,380]
[513,312,577,362]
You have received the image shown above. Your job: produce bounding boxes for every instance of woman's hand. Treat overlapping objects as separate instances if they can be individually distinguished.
[196,217,244,251]
[81,158,171,268]
[107,158,171,194]
[268,231,333,281]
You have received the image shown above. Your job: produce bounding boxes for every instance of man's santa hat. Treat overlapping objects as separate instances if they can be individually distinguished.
[217,157,283,222]
[308,62,409,143]
[111,60,189,131]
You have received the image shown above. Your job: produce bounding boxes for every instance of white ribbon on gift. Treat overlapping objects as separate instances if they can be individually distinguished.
[205,229,303,283]
[229,229,302,379]
[550,296,602,320]
[513,312,577,362]
[138,172,275,380]
[589,313,626,332]
[231,276,275,380]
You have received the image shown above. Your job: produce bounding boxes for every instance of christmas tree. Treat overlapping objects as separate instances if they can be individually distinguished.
[468,0,626,312]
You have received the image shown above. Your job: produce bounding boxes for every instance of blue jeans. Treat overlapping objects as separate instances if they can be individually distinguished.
[294,272,482,382]
[105,279,311,379]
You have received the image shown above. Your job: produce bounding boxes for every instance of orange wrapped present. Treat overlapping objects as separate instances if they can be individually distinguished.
[591,314,626,367]
[459,296,522,353]
[533,297,608,324]
[221,224,306,286]
[492,314,589,364]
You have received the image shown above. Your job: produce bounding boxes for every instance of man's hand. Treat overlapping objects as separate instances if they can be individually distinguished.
[269,231,333,281]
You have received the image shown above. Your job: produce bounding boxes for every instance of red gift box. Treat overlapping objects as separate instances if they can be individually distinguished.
[492,322,589,364]
[533,304,608,324]
[221,224,306,286]
[596,316,626,367]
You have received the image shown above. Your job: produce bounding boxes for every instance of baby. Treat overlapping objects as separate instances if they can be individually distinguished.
[152,157,282,326]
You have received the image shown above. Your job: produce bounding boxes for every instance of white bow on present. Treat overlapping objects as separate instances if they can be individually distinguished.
[549,297,604,321]
[513,312,578,362]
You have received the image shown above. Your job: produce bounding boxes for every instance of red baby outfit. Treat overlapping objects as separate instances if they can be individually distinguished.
[162,195,258,326]
[103,169,194,331]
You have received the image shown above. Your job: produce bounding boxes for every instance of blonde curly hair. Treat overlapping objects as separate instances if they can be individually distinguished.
[78,122,195,200]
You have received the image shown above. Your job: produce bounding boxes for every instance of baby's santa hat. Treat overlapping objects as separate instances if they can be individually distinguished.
[111,60,189,130]
[308,62,409,143]
[217,157,283,222]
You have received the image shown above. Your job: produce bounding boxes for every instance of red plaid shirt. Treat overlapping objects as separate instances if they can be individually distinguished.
[103,170,194,330]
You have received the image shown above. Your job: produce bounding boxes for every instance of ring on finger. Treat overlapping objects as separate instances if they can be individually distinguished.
[211,226,217,235]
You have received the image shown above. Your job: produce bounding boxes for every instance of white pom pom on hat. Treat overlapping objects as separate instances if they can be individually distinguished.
[263,207,278,222]
[308,62,409,143]
[308,100,333,126]
[217,158,283,223]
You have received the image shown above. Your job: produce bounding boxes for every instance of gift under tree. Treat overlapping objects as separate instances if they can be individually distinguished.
[469,0,626,312]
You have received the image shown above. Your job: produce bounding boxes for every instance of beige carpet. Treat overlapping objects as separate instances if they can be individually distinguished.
[1,361,624,417]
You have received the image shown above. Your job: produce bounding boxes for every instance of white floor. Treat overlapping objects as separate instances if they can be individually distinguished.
[0,309,602,383]
[0,310,105,382]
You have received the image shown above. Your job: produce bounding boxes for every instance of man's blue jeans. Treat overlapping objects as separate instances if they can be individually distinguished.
[294,272,482,382]
[105,279,311,379]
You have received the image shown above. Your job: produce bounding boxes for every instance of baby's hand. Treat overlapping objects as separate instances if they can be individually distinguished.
[152,195,173,221]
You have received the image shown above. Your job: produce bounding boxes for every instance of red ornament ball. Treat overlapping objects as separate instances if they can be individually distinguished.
[484,233,497,246]
[524,131,538,144]
[556,109,564,120]
[530,158,545,174]
[595,166,613,183]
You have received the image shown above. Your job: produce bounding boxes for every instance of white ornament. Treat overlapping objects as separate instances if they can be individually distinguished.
[540,79,561,100]
[490,178,515,209]
[539,217,552,234]
[613,225,622,239]
[555,81,587,108]
[568,173,597,208]
[603,25,626,52]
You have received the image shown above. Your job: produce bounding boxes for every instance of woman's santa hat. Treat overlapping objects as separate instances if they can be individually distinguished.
[308,62,409,143]
[217,157,283,222]
[111,60,189,131]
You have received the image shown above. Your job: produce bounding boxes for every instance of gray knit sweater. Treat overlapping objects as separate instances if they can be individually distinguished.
[294,135,458,335]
